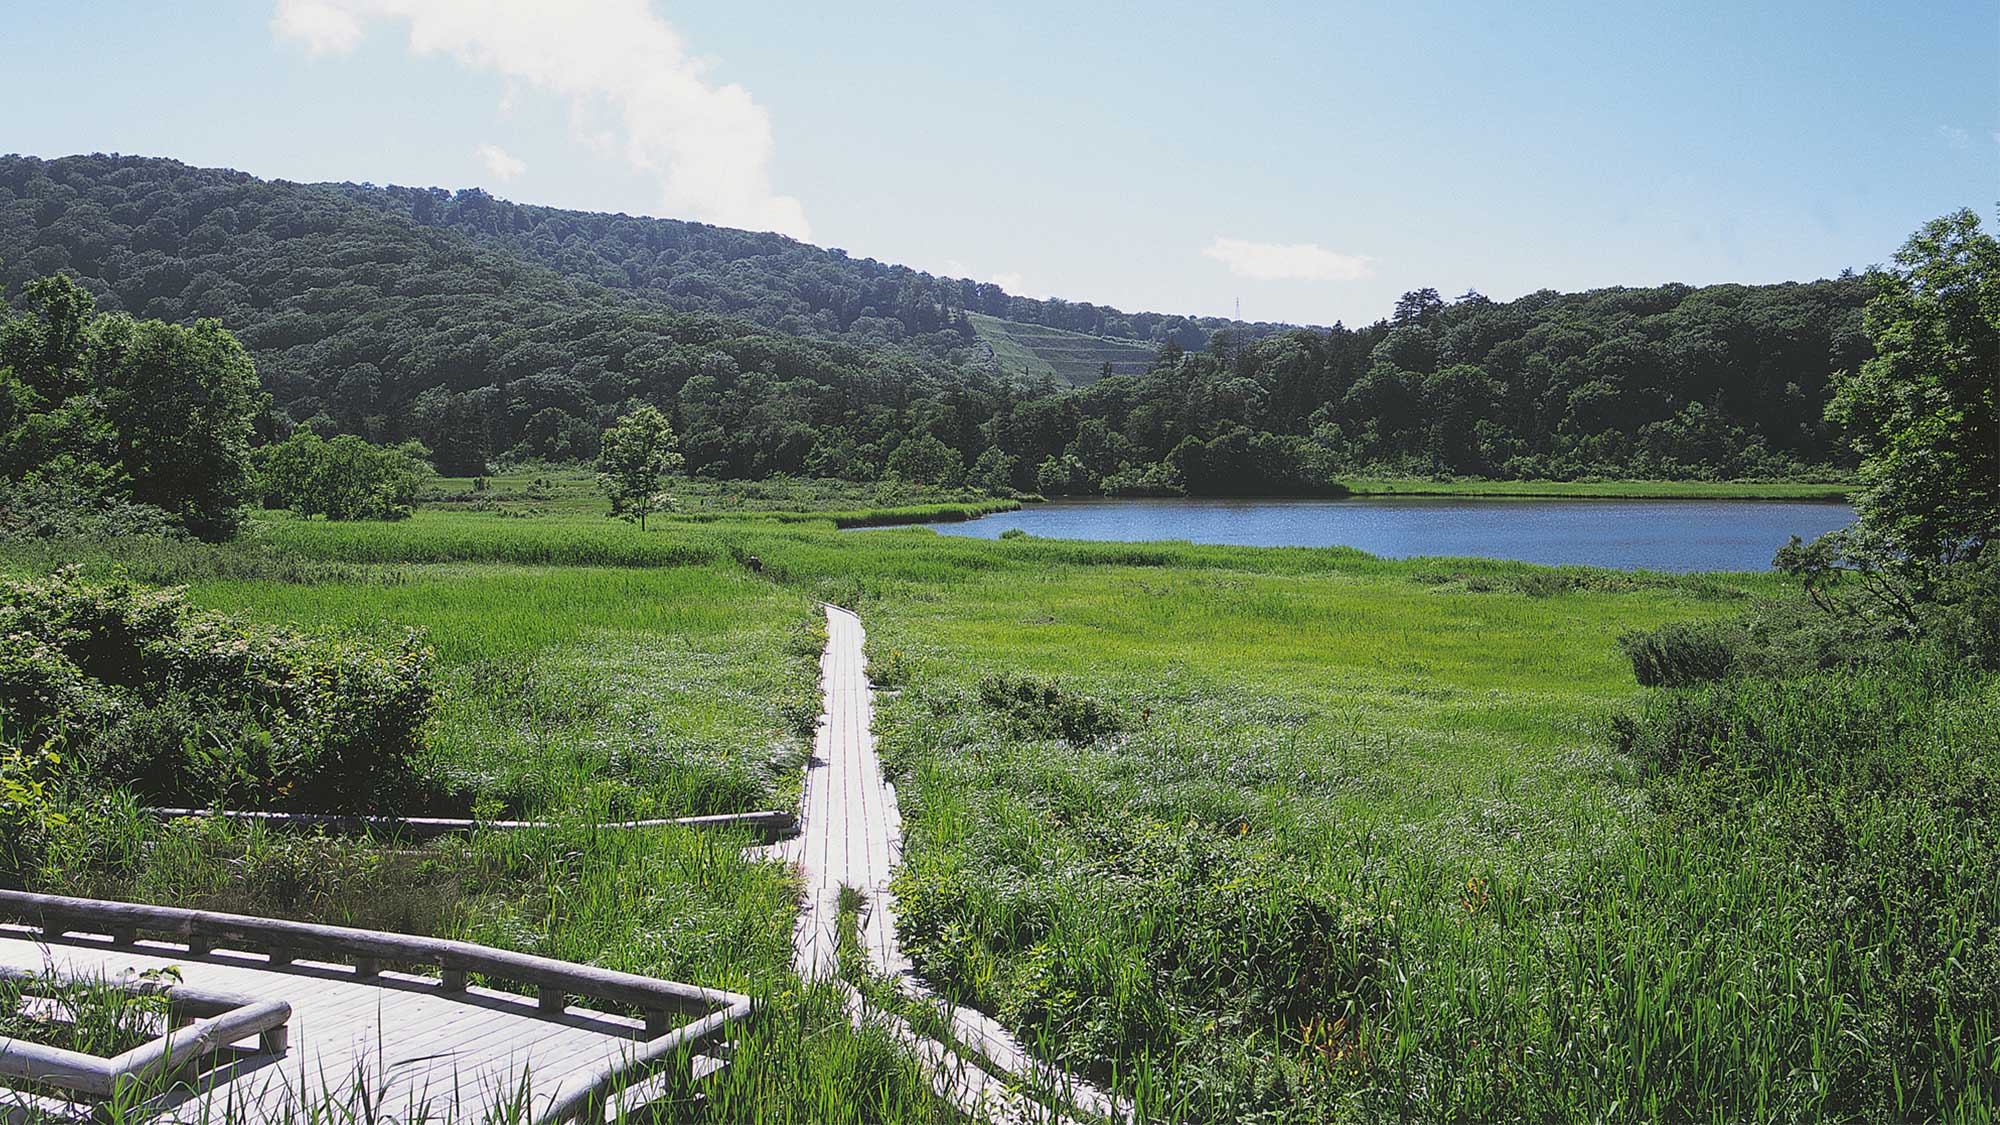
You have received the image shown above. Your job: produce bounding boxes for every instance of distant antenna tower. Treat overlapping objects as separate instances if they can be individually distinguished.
[1234,297,1241,320]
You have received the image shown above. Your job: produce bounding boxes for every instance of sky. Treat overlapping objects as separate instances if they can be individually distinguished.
[5,1,1997,326]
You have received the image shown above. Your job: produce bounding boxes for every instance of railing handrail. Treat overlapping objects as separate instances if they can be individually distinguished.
[0,889,747,1022]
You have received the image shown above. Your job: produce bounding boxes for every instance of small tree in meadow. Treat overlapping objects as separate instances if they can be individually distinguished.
[596,404,682,530]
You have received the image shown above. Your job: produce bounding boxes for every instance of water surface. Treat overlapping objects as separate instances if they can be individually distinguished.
[881,497,1855,572]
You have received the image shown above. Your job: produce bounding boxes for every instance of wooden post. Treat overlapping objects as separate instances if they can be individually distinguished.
[260,1025,290,1055]
[538,985,565,1014]
[355,957,380,979]
[441,968,468,993]
[644,1009,670,1037]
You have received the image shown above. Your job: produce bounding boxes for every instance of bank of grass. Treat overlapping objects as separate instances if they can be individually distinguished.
[1334,476,1853,500]
[17,512,1975,1120]
[6,540,948,1120]
[823,528,1991,1120]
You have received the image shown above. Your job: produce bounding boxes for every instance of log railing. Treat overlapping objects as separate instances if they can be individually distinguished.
[0,968,290,1101]
[0,888,753,1120]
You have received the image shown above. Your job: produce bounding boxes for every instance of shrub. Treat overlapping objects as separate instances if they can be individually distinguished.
[0,567,442,816]
[0,476,186,541]
[255,431,433,520]
[976,672,1123,744]
[1616,620,1750,687]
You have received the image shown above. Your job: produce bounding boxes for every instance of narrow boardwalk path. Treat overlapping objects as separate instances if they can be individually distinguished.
[777,605,1127,1124]
[0,933,667,1121]
[778,604,907,980]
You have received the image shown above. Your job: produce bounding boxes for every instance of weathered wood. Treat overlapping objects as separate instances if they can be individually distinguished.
[0,1039,120,1099]
[140,806,798,842]
[109,998,292,1096]
[0,889,745,1019]
[0,986,289,1102]
[2,935,754,1123]
[441,967,467,992]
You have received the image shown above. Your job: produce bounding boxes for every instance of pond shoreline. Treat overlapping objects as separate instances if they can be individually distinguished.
[863,495,1856,573]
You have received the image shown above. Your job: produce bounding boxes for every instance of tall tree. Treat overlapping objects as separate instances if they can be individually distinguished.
[95,316,261,539]
[595,404,682,530]
[1830,209,1999,573]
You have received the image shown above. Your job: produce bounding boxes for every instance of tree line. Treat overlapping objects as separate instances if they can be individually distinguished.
[2,153,1875,497]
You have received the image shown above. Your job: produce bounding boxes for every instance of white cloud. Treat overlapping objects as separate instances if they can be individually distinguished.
[1202,237,1372,282]
[272,0,362,51]
[271,0,811,239]
[1937,124,1973,151]
[476,143,526,181]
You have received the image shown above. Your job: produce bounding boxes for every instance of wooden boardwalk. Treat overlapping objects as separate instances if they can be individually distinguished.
[777,603,908,980]
[774,605,1129,1125]
[0,926,729,1122]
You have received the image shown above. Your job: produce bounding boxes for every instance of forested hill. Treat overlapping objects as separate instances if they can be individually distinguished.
[2,152,1871,490]
[329,180,1273,360]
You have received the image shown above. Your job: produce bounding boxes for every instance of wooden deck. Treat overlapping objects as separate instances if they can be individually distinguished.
[0,929,721,1122]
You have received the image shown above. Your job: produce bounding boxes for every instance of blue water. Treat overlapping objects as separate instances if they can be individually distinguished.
[877,497,1855,572]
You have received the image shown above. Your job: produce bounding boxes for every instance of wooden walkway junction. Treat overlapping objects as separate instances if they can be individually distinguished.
[0,891,748,1123]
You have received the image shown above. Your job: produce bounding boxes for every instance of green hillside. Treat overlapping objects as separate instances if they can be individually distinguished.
[967,312,1158,384]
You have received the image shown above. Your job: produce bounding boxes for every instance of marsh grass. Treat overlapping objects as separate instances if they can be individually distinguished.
[16,507,1981,1121]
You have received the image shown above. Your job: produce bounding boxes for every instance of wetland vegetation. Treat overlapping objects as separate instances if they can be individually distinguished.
[0,143,1993,1123]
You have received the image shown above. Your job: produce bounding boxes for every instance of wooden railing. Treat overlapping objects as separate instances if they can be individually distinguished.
[140,806,797,842]
[0,969,290,1101]
[0,889,754,1121]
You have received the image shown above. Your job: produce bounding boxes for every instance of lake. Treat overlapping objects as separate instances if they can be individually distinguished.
[879,497,1857,572]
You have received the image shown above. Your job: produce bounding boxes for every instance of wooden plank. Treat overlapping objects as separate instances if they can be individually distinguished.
[0,930,745,1124]
[0,889,746,1019]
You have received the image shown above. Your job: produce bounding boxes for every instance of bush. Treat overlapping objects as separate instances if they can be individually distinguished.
[0,568,443,817]
[0,476,186,541]
[1616,620,1750,687]
[976,672,1123,744]
[256,431,433,521]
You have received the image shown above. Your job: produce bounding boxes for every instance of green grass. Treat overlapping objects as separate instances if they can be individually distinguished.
[179,562,822,818]
[8,539,946,1120]
[12,504,1984,1120]
[967,312,1156,384]
[1335,476,1854,500]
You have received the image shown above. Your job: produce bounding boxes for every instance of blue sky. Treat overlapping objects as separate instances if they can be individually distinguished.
[6,1,1996,325]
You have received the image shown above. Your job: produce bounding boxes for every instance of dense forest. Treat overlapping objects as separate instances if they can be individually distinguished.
[1,153,1870,491]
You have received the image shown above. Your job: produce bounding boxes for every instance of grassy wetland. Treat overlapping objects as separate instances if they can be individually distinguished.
[4,483,1996,1121]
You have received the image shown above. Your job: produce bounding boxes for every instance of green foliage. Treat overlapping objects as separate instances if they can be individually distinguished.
[1617,620,1750,686]
[0,966,177,1056]
[976,672,1123,744]
[884,432,962,487]
[595,403,682,530]
[1608,647,2000,1119]
[2,154,1870,499]
[1830,209,1999,571]
[0,568,440,825]
[0,271,259,540]
[256,429,433,520]
[0,475,186,541]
